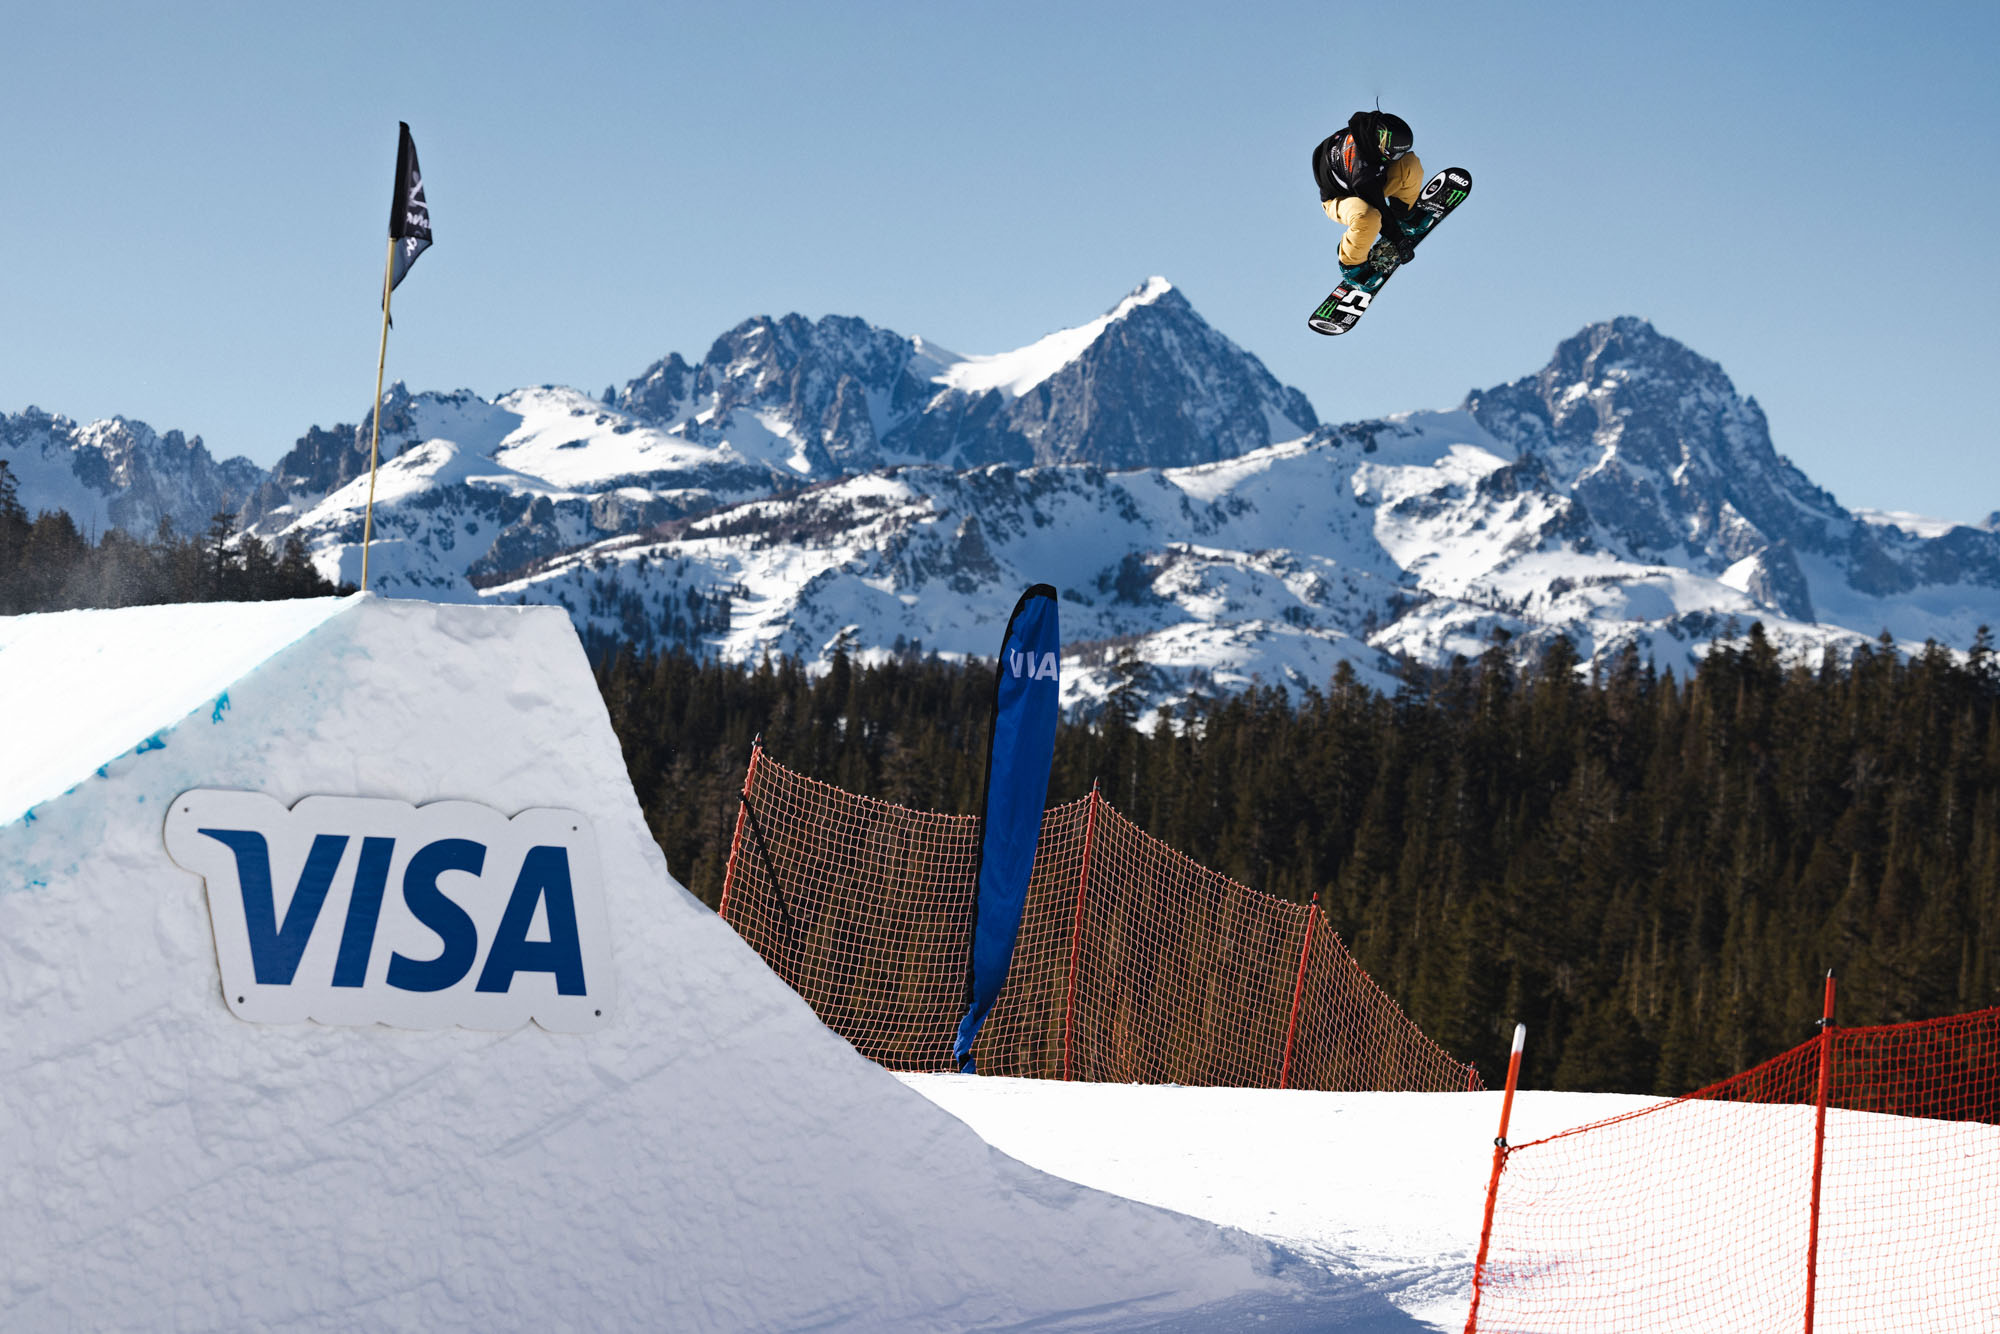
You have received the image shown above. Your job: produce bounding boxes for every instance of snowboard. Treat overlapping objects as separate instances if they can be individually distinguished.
[1307,166,1471,336]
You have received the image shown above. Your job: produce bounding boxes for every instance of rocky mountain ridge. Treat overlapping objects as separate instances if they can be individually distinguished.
[0,408,263,540]
[7,283,1996,717]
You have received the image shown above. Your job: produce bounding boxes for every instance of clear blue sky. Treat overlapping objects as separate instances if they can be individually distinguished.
[5,1,1995,519]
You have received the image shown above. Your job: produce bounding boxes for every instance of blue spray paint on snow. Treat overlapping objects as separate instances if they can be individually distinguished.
[136,734,166,754]
[212,692,230,723]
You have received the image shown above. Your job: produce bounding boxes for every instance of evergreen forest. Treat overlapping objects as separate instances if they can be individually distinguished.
[0,460,344,613]
[596,628,2000,1096]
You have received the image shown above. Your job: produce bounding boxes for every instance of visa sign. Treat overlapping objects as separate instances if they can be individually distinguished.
[165,791,615,1032]
[1008,649,1059,680]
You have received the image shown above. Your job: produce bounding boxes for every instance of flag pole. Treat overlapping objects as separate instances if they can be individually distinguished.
[1465,1022,1526,1334]
[360,235,396,592]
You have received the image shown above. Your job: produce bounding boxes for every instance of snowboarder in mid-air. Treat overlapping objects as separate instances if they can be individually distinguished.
[1314,110,1424,276]
[1306,109,1471,335]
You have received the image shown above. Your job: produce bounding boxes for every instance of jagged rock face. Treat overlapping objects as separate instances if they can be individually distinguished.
[465,495,572,582]
[613,352,696,424]
[490,315,2000,717]
[236,384,501,535]
[1463,316,2000,596]
[995,287,1319,469]
[612,281,1318,475]
[700,313,934,472]
[0,407,260,538]
[1466,317,1843,563]
[237,423,369,530]
[12,298,2000,721]
[1741,541,1816,622]
[488,452,1405,689]
[617,312,964,472]
[884,385,1035,469]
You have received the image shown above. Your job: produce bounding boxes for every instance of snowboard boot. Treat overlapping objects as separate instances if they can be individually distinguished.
[1385,201,1434,245]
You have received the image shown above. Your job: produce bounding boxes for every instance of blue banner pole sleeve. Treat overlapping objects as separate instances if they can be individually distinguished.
[953,584,1061,1072]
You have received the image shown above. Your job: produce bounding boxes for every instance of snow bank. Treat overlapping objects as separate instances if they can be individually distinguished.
[0,596,348,827]
[902,1076,1651,1332]
[903,1076,2000,1334]
[0,595,1372,1331]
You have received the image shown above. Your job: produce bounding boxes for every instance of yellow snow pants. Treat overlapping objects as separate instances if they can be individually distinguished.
[1323,153,1425,265]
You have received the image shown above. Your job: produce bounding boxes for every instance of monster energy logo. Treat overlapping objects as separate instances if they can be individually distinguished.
[1443,189,1467,206]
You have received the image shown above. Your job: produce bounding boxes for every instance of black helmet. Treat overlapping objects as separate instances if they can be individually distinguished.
[1371,111,1414,161]
[1349,110,1414,163]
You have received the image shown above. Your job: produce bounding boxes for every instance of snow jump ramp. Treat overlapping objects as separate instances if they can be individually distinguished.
[0,595,1409,1332]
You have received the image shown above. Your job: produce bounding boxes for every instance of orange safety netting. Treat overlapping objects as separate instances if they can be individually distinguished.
[719,744,1480,1092]
[1466,1005,2000,1333]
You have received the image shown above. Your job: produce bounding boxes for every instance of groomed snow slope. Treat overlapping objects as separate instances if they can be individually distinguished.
[903,1076,2000,1334]
[902,1077,1653,1332]
[0,597,350,828]
[0,596,1397,1332]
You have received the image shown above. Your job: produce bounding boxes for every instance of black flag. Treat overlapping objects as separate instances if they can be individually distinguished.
[387,122,432,294]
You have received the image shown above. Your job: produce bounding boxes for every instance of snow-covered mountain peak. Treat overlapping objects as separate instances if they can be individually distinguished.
[1467,317,1740,473]
[16,294,2000,724]
[0,404,262,538]
[1464,318,1847,570]
[389,385,524,456]
[594,279,1313,475]
[936,276,1179,400]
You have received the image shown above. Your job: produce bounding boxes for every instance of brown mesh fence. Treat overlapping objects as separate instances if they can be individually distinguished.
[1466,998,2000,1332]
[719,743,1480,1092]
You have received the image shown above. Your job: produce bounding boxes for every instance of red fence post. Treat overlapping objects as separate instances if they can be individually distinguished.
[716,736,763,924]
[1061,780,1102,1082]
[1804,969,1836,1334]
[1464,1022,1526,1334]
[1278,894,1319,1090]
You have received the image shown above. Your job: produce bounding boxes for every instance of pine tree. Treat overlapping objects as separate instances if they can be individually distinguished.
[572,626,2000,1091]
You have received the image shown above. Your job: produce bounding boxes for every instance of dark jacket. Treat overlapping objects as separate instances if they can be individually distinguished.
[1312,113,1394,210]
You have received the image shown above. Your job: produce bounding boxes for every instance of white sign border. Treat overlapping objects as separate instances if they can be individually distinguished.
[164,790,616,1033]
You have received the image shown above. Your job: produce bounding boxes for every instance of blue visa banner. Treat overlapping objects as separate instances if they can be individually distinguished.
[954,584,1061,1071]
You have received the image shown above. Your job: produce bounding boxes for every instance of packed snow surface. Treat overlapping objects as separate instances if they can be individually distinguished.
[903,1076,2000,1333]
[13,596,1991,1330]
[1,595,1400,1331]
[901,1077,1651,1331]
[0,597,347,827]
